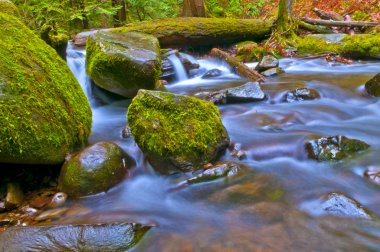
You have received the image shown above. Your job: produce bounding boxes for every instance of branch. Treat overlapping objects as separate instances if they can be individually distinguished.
[301,17,379,27]
[210,48,265,83]
[298,20,333,34]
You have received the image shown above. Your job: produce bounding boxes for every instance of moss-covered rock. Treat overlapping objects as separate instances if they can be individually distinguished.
[305,135,369,161]
[0,0,19,16]
[127,90,230,174]
[40,25,69,60]
[235,41,266,62]
[365,73,380,97]
[58,142,131,198]
[297,33,380,58]
[0,12,92,164]
[86,31,161,98]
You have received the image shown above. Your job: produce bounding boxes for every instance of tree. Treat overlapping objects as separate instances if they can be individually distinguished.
[276,0,293,34]
[182,0,206,17]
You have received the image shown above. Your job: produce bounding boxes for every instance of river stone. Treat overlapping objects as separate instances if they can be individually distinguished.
[0,12,91,164]
[195,82,265,105]
[321,192,374,219]
[86,31,161,98]
[305,135,370,161]
[0,222,151,252]
[58,141,131,198]
[255,55,279,72]
[365,73,380,97]
[364,167,380,185]
[127,90,230,174]
[187,162,247,185]
[284,88,320,103]
[202,69,223,79]
[261,67,285,77]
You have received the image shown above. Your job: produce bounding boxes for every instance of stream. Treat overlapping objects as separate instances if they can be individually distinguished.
[66,43,380,251]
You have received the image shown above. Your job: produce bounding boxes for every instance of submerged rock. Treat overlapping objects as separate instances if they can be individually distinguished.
[305,135,369,161]
[202,69,223,79]
[255,55,279,72]
[321,192,374,219]
[261,67,285,77]
[284,88,320,103]
[0,222,151,252]
[35,207,69,221]
[86,31,161,98]
[0,12,92,164]
[58,142,131,198]
[364,167,380,185]
[195,82,265,105]
[127,90,229,174]
[365,73,380,97]
[187,162,247,184]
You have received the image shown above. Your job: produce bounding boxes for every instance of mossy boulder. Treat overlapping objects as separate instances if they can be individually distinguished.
[127,90,230,174]
[235,41,266,62]
[0,0,19,16]
[297,34,380,58]
[305,135,369,161]
[365,73,380,97]
[0,12,92,164]
[86,31,161,98]
[40,25,69,60]
[58,141,131,198]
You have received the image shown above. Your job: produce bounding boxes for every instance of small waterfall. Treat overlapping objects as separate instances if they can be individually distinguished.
[66,42,93,99]
[168,53,188,82]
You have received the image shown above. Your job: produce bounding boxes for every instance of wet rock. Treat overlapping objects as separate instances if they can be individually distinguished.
[160,57,176,81]
[284,88,320,103]
[255,55,279,72]
[305,135,369,161]
[58,141,131,197]
[187,162,247,184]
[122,125,132,139]
[73,30,100,47]
[35,207,69,221]
[29,191,55,209]
[127,90,229,174]
[364,167,380,185]
[47,192,67,208]
[365,73,380,97]
[181,57,200,72]
[195,82,265,105]
[5,183,23,211]
[201,69,223,79]
[86,31,161,97]
[261,67,285,77]
[230,143,247,160]
[154,80,168,92]
[21,207,38,217]
[321,192,374,219]
[0,222,151,252]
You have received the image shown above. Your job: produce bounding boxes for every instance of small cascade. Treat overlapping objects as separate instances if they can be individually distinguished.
[66,42,93,100]
[167,53,188,82]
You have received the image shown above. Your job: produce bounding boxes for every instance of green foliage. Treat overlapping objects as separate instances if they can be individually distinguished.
[126,0,182,21]
[246,0,268,17]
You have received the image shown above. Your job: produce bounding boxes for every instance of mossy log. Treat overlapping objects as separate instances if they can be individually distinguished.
[298,20,333,34]
[210,48,265,82]
[301,17,378,28]
[110,17,273,48]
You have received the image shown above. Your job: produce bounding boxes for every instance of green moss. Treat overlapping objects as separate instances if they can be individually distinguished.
[86,31,161,98]
[297,34,380,58]
[0,13,92,164]
[0,0,19,16]
[127,90,229,173]
[235,41,267,62]
[111,17,273,48]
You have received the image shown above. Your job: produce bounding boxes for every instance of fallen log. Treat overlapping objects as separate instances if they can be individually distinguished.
[210,48,265,83]
[298,20,333,34]
[313,8,344,21]
[301,17,379,27]
[76,18,273,48]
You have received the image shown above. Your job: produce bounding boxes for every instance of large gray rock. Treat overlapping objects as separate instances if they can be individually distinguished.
[255,55,279,72]
[365,73,380,97]
[0,223,150,252]
[127,90,230,174]
[58,142,132,198]
[195,82,265,105]
[86,31,161,98]
[284,88,320,103]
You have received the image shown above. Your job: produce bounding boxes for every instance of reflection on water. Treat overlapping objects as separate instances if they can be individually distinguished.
[66,47,380,251]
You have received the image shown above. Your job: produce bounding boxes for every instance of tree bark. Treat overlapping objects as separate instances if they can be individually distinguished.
[301,17,379,27]
[313,8,344,21]
[298,20,333,34]
[182,0,206,17]
[277,0,293,34]
[210,48,265,83]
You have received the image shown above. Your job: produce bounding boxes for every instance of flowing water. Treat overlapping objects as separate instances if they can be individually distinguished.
[66,43,380,251]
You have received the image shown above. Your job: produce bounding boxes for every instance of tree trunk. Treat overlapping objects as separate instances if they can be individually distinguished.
[182,0,206,17]
[277,0,293,33]
[112,0,126,27]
